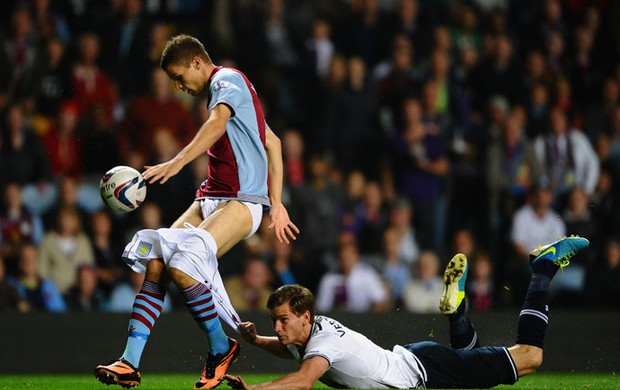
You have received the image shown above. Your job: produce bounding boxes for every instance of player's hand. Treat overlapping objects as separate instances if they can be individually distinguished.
[142,158,184,184]
[268,203,299,244]
[223,374,250,389]
[239,321,258,344]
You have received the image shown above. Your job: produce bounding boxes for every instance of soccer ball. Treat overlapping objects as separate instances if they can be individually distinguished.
[99,166,147,212]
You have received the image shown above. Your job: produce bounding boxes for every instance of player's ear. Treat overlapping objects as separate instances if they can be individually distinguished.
[192,57,201,69]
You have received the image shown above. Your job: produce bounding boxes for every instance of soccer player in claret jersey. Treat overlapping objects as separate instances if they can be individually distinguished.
[94,34,299,389]
[224,236,588,389]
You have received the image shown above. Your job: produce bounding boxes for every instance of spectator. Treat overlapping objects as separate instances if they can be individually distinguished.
[451,228,477,262]
[65,264,107,311]
[323,56,381,177]
[562,186,597,262]
[0,253,29,312]
[42,175,91,231]
[381,227,411,307]
[71,32,117,127]
[387,0,428,58]
[271,238,299,288]
[584,238,620,309]
[590,168,619,240]
[375,40,420,131]
[469,34,521,114]
[543,29,567,81]
[0,182,44,274]
[108,271,173,313]
[99,0,153,96]
[225,258,274,311]
[7,243,66,312]
[88,209,128,297]
[38,205,95,295]
[401,249,443,313]
[486,113,543,255]
[389,95,449,250]
[385,197,419,266]
[32,0,72,44]
[338,170,367,233]
[32,36,73,125]
[144,127,196,226]
[520,50,553,106]
[0,4,40,111]
[352,181,390,265]
[534,107,600,206]
[119,67,196,165]
[568,26,605,111]
[41,100,84,178]
[467,250,496,311]
[0,102,55,214]
[315,234,389,313]
[525,83,551,139]
[509,178,565,305]
[123,202,165,245]
[294,154,346,286]
[281,128,306,190]
[80,103,121,177]
[583,78,619,142]
[511,178,565,261]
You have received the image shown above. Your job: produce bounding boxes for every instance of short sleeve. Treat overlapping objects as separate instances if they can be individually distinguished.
[210,74,244,117]
[304,329,344,366]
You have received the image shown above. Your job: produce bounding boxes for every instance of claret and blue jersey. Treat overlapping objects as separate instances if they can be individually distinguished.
[195,66,271,208]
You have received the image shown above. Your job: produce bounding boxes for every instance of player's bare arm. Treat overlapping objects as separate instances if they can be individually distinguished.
[142,103,231,184]
[264,127,299,243]
[238,322,294,359]
[224,356,328,390]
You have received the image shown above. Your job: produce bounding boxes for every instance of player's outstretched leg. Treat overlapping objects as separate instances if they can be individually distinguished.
[439,254,480,350]
[439,253,468,314]
[516,235,589,348]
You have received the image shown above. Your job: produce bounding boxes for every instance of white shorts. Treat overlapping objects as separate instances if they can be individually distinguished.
[200,198,263,239]
[122,227,241,330]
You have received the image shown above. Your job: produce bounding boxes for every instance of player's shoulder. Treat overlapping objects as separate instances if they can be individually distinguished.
[313,316,349,338]
[212,67,245,84]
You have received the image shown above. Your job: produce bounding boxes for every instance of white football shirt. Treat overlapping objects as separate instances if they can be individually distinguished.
[287,315,424,389]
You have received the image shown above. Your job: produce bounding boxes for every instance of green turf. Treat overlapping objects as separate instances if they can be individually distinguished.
[0,373,617,389]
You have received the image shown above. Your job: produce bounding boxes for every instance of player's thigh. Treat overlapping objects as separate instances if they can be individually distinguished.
[198,200,253,257]
[170,200,203,228]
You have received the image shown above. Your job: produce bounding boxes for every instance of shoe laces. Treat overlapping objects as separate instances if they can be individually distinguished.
[553,257,571,269]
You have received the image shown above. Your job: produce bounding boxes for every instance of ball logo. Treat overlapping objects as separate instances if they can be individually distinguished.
[114,176,143,209]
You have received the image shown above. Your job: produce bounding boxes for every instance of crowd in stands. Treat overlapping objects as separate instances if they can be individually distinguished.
[1,0,620,314]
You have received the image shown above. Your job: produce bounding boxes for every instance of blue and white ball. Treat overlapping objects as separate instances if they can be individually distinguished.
[99,166,147,212]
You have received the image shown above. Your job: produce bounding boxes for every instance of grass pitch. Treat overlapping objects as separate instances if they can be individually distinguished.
[0,372,617,389]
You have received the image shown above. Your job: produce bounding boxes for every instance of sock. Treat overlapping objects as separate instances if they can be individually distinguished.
[122,280,166,367]
[182,282,229,355]
[516,271,554,348]
[448,299,480,350]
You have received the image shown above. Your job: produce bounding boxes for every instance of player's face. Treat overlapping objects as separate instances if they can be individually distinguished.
[165,60,205,96]
[270,303,310,347]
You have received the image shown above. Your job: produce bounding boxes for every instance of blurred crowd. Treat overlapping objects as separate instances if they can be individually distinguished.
[1,0,620,315]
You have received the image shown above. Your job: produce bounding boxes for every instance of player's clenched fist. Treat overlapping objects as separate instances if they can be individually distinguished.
[239,321,258,344]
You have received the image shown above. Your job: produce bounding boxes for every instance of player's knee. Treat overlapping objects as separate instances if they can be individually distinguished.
[145,258,168,283]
